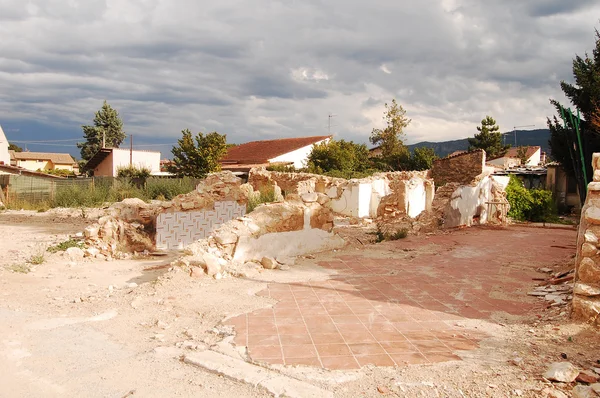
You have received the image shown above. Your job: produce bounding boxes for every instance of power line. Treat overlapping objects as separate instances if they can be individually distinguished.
[9,138,81,143]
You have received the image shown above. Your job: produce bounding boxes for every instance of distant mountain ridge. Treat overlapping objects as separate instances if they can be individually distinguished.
[407,129,551,158]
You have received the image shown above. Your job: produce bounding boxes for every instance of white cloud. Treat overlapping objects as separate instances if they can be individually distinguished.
[0,0,598,147]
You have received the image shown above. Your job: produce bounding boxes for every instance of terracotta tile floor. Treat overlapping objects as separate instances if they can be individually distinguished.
[225,226,576,369]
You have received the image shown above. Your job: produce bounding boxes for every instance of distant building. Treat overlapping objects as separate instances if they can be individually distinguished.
[487,146,542,169]
[84,148,161,177]
[0,126,10,166]
[9,151,79,173]
[221,135,331,171]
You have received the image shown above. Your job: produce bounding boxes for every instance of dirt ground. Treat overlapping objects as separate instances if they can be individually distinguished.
[0,209,599,398]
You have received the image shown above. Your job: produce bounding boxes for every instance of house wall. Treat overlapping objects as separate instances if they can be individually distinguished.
[488,157,520,169]
[0,126,9,166]
[94,149,161,177]
[431,150,485,186]
[269,138,330,169]
[527,149,541,166]
[15,159,53,171]
[444,174,510,228]
[54,163,76,172]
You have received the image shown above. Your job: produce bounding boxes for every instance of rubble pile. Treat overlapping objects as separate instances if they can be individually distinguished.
[83,172,249,257]
[542,362,600,397]
[528,269,574,308]
[172,194,340,280]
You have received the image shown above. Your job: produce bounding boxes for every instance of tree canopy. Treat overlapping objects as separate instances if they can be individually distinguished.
[306,139,372,178]
[8,143,22,152]
[467,116,509,158]
[408,147,437,171]
[547,29,600,202]
[167,129,228,178]
[369,99,411,170]
[78,101,126,163]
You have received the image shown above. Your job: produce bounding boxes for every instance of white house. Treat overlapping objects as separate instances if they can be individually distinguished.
[84,148,161,177]
[221,135,332,171]
[0,125,10,166]
[487,146,542,169]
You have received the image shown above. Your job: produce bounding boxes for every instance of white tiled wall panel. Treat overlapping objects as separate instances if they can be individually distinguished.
[156,201,246,250]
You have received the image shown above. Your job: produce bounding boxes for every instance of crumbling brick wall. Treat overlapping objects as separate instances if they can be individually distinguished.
[573,153,600,325]
[431,150,485,187]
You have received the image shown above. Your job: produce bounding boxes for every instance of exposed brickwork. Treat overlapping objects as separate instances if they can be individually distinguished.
[431,150,485,187]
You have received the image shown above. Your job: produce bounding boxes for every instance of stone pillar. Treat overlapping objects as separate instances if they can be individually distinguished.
[572,154,600,324]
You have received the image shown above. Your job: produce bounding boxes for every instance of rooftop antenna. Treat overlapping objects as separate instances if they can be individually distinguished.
[328,114,337,134]
[512,124,535,146]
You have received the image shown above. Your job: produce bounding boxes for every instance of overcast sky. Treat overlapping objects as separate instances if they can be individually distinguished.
[1,0,599,154]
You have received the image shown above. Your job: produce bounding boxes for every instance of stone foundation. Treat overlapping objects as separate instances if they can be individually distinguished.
[573,154,600,325]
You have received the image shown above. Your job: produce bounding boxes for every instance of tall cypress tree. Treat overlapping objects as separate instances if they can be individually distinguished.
[78,101,126,163]
[547,29,600,202]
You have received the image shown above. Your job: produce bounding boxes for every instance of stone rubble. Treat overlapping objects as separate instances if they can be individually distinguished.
[543,362,580,383]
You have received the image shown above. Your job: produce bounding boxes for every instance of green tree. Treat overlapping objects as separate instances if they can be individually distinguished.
[468,116,509,158]
[369,99,411,170]
[409,147,437,171]
[548,30,600,184]
[167,129,227,178]
[306,139,372,177]
[516,146,529,165]
[8,143,22,152]
[78,101,126,163]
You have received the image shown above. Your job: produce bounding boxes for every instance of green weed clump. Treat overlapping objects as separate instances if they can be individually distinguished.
[47,239,85,253]
[247,186,277,213]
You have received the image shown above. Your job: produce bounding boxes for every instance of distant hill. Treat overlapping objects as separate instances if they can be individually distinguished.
[407,129,551,157]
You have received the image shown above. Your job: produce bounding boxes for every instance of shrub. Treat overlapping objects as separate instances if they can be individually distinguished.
[247,186,277,213]
[116,166,152,179]
[266,164,297,173]
[506,175,556,222]
[145,177,197,201]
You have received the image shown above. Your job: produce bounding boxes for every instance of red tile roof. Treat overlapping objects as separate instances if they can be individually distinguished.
[222,136,331,164]
[490,146,540,160]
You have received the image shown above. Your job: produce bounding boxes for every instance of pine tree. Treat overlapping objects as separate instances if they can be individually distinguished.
[467,116,509,158]
[78,101,125,163]
[168,130,228,178]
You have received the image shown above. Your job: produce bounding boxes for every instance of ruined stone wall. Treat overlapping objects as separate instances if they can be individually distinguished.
[431,150,486,187]
[572,154,600,325]
[248,168,434,220]
[84,172,250,256]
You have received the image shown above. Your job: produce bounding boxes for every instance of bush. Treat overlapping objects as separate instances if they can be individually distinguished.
[145,177,197,201]
[506,175,556,222]
[247,186,277,213]
[266,164,297,173]
[116,166,152,179]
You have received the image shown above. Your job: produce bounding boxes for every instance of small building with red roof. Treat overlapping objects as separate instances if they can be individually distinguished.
[221,135,331,172]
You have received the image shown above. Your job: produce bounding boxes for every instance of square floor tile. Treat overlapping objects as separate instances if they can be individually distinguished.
[320,355,360,370]
[315,343,353,357]
[355,354,395,367]
[282,344,317,358]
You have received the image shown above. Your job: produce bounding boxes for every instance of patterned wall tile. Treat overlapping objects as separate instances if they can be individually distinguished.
[156,201,246,250]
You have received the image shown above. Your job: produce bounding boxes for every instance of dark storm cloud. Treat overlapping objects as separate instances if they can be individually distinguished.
[0,0,599,147]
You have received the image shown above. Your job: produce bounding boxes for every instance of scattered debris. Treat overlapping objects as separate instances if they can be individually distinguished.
[543,362,580,383]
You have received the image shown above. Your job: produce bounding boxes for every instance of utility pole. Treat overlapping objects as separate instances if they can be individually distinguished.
[102,131,106,148]
[512,125,535,146]
[328,114,337,134]
[130,135,133,167]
